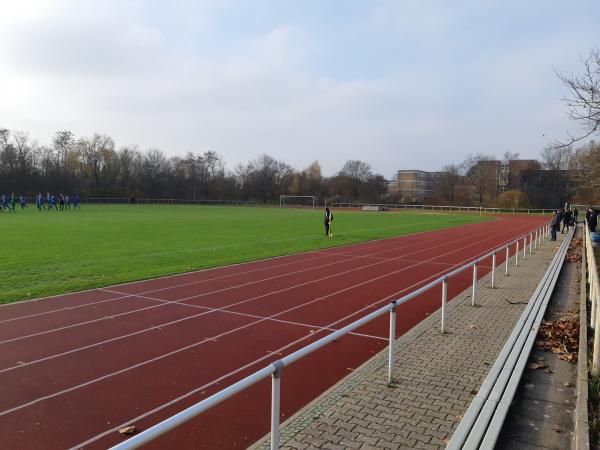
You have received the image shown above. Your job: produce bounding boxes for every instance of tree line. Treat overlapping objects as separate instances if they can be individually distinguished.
[0,128,387,204]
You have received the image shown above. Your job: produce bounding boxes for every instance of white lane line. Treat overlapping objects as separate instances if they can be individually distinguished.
[0,217,493,317]
[0,300,385,375]
[323,253,498,269]
[0,222,534,419]
[0,224,497,346]
[0,253,338,324]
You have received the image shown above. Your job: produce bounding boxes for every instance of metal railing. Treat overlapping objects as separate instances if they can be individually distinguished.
[110,222,552,450]
[331,202,556,215]
[585,222,600,374]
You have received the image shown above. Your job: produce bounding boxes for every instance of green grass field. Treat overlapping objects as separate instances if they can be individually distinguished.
[0,205,491,304]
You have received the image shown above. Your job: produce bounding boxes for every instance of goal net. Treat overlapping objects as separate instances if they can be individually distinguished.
[279,195,317,208]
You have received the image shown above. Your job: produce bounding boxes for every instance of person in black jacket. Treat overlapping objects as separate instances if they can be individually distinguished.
[550,211,559,241]
[589,208,598,233]
[324,207,333,237]
[562,209,572,233]
[557,209,564,231]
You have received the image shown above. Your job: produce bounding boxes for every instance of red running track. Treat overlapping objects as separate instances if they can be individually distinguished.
[0,215,547,449]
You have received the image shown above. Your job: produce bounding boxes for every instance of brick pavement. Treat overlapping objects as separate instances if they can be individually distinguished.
[252,232,564,450]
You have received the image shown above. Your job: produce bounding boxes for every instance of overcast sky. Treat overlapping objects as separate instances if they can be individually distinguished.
[0,0,597,178]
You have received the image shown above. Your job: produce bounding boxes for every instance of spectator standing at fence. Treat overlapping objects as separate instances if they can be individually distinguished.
[9,193,16,212]
[561,209,572,233]
[73,192,80,209]
[65,194,70,210]
[550,211,559,241]
[556,209,564,230]
[19,195,26,209]
[324,207,333,237]
[589,208,598,233]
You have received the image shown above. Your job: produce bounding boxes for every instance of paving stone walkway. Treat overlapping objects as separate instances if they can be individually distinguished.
[252,232,565,450]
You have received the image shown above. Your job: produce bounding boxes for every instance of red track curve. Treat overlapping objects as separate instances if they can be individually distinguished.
[0,215,547,449]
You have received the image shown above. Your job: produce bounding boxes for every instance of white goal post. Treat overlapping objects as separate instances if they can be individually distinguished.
[279,195,317,208]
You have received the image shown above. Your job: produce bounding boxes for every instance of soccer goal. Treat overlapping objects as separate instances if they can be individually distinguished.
[279,195,317,208]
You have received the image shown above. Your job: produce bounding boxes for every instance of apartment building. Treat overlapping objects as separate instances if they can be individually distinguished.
[392,170,442,202]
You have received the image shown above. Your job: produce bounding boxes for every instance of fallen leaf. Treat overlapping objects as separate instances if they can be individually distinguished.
[552,425,561,433]
[470,388,479,395]
[118,426,136,435]
[527,362,549,370]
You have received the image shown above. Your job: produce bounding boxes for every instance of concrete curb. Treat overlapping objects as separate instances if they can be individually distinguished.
[575,227,590,450]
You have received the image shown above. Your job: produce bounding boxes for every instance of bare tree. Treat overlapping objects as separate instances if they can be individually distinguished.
[461,153,497,205]
[539,144,574,170]
[555,48,600,146]
[434,164,461,204]
[570,140,600,203]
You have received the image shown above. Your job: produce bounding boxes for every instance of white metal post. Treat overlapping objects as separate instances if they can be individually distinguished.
[515,241,519,267]
[505,245,509,276]
[271,363,283,450]
[589,268,600,375]
[534,230,538,249]
[529,233,533,254]
[523,237,527,259]
[491,252,496,288]
[388,302,397,383]
[592,231,596,331]
[441,277,448,333]
[471,263,477,306]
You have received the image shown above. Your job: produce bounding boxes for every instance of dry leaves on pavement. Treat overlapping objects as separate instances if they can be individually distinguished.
[534,313,579,363]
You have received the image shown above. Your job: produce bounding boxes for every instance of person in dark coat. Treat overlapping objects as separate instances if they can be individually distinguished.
[590,208,598,233]
[550,211,559,241]
[324,207,333,237]
[573,208,579,224]
[556,209,564,231]
[562,209,572,233]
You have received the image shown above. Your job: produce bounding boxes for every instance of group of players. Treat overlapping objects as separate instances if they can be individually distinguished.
[0,192,80,212]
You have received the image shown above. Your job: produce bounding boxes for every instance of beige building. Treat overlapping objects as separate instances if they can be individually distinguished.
[392,170,441,202]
